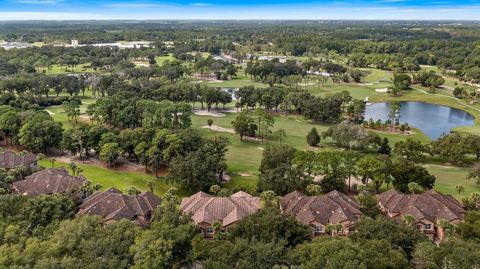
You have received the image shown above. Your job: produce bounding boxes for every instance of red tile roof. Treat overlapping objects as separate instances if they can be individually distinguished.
[280,190,362,226]
[77,188,161,227]
[10,167,86,196]
[0,150,36,169]
[376,189,465,223]
[180,191,260,228]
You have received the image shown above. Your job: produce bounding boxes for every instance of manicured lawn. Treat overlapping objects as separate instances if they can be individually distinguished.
[424,164,478,199]
[155,54,175,65]
[38,159,191,197]
[44,96,95,129]
[213,72,268,88]
[191,112,430,186]
[38,63,97,75]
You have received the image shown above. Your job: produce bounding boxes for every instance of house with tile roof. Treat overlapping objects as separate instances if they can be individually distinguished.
[77,188,161,227]
[10,167,86,197]
[180,191,260,238]
[0,150,37,170]
[280,190,362,236]
[377,189,466,241]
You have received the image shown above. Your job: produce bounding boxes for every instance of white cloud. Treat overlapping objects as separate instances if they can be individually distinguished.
[11,0,63,4]
[190,3,212,6]
[0,12,112,20]
[105,3,172,8]
[377,0,409,3]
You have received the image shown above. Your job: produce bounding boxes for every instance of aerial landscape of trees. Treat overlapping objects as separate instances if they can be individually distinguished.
[0,20,480,268]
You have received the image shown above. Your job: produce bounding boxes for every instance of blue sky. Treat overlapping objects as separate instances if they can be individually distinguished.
[0,0,479,20]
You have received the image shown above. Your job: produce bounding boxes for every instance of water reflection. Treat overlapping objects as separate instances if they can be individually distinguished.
[364,102,475,139]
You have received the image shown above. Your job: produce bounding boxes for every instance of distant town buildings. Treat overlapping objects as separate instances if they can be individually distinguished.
[71,39,79,48]
[0,40,152,50]
[212,54,240,64]
[0,41,34,50]
[67,40,152,49]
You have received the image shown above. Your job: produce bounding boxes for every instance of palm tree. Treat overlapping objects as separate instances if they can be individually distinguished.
[260,190,277,207]
[326,223,344,236]
[212,221,227,240]
[163,187,179,205]
[403,214,416,226]
[145,179,156,193]
[126,186,141,195]
[209,184,221,195]
[437,219,455,239]
[306,184,322,196]
[455,184,465,195]
[273,129,287,145]
[49,158,56,168]
[36,153,45,162]
[93,183,102,191]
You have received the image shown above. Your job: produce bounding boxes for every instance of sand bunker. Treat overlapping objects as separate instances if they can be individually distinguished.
[375,88,389,93]
[194,110,226,117]
[202,125,235,133]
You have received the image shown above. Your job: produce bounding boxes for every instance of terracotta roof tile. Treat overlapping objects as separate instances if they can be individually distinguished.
[376,189,465,223]
[280,191,361,226]
[0,150,36,169]
[77,188,161,227]
[180,192,260,228]
[10,168,86,196]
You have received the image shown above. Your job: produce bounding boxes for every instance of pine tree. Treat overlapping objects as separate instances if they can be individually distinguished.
[306,127,320,147]
[378,137,391,155]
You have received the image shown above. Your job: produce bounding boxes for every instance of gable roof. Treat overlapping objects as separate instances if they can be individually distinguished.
[180,191,260,228]
[10,167,86,196]
[77,188,161,227]
[280,190,362,226]
[0,150,36,169]
[376,189,466,223]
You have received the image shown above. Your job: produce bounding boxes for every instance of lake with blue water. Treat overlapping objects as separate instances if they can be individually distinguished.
[364,102,475,140]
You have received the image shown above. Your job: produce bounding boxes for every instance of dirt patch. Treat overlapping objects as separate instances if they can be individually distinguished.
[51,154,149,174]
[202,125,235,134]
[238,173,254,177]
[194,110,226,117]
[79,114,90,121]
[314,175,363,186]
[244,136,263,142]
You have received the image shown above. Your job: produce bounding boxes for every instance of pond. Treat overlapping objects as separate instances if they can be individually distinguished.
[218,87,239,100]
[364,102,475,140]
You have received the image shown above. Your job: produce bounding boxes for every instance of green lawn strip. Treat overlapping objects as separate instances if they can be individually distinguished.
[38,63,97,75]
[38,159,191,197]
[213,73,268,88]
[222,174,258,191]
[155,54,175,65]
[44,100,92,129]
[424,164,478,199]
